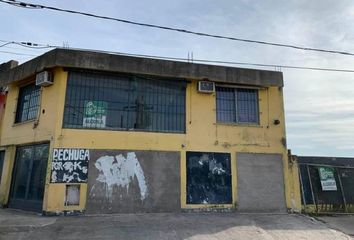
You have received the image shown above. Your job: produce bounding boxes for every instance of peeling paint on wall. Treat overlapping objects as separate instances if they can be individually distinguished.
[86,150,180,214]
[187,151,232,204]
[94,152,148,202]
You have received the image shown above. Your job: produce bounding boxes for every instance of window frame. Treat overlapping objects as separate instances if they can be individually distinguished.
[14,82,41,124]
[215,86,260,125]
[62,71,187,134]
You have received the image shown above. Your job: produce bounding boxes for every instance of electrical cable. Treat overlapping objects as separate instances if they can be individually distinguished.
[0,40,56,49]
[0,50,36,56]
[0,42,12,48]
[1,40,354,73]
[62,46,354,73]
[1,0,354,56]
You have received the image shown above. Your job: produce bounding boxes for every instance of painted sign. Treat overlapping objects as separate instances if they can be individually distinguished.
[318,167,338,191]
[51,148,90,183]
[83,100,107,128]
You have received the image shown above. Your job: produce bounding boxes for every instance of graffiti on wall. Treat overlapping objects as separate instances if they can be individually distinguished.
[187,151,232,204]
[94,152,148,202]
[51,149,89,183]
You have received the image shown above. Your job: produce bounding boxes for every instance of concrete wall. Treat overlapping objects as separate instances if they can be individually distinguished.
[237,153,286,212]
[0,67,302,213]
[86,150,180,213]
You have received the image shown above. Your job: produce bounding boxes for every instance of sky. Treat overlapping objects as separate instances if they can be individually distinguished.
[1,0,354,157]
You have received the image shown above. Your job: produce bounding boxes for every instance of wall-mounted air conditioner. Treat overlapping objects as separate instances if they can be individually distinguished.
[198,81,215,93]
[35,71,53,87]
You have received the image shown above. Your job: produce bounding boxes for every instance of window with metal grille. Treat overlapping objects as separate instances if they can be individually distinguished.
[15,83,41,123]
[216,87,259,124]
[63,71,186,133]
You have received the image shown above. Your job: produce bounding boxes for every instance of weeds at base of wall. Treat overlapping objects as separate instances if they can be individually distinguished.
[287,208,301,214]
[182,207,236,213]
[42,210,85,217]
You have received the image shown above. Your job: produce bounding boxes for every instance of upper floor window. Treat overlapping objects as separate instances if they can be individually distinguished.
[216,86,259,124]
[63,71,186,133]
[15,83,41,123]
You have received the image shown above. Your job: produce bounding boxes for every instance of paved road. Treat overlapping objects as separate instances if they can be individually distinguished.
[0,209,351,240]
[317,215,354,237]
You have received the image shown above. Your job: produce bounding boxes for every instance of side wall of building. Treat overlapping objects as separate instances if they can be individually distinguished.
[0,68,66,207]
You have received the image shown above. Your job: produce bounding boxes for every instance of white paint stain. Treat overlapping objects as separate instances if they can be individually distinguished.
[94,152,148,202]
[51,170,57,182]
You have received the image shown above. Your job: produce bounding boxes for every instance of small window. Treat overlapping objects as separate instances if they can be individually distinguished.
[15,83,41,123]
[216,87,259,124]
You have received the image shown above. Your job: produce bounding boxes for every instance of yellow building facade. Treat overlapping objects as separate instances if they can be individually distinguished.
[0,49,301,214]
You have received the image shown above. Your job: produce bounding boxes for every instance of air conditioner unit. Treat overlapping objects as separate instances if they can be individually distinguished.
[35,71,53,87]
[198,81,215,93]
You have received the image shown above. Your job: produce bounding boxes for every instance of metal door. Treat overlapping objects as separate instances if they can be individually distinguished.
[8,144,49,212]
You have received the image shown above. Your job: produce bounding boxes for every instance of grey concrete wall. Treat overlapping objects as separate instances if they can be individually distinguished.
[86,150,180,214]
[237,153,286,212]
[0,49,283,87]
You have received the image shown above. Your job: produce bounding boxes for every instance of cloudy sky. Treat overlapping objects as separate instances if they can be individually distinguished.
[1,0,354,157]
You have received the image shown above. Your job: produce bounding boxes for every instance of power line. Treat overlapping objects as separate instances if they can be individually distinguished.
[0,50,36,56]
[0,42,12,48]
[66,47,354,73]
[0,40,56,49]
[1,0,354,57]
[2,45,49,52]
[2,40,354,73]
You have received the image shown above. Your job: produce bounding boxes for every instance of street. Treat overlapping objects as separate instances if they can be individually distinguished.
[0,209,352,240]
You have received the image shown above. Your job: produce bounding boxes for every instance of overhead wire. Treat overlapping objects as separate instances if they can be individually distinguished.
[0,42,12,48]
[1,40,354,73]
[0,50,36,56]
[0,40,55,49]
[1,0,354,57]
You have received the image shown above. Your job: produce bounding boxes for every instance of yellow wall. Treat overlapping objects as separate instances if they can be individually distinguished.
[0,67,301,212]
[0,68,67,208]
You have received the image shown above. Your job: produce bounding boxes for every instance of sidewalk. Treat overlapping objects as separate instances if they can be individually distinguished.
[0,209,57,232]
[317,215,354,237]
[0,209,351,240]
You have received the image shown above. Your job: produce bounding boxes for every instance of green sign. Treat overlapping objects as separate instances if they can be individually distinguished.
[318,167,337,191]
[83,100,107,128]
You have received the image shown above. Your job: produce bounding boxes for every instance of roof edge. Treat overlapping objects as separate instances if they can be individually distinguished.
[0,48,283,87]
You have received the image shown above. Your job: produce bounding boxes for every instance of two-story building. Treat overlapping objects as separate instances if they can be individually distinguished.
[0,49,301,214]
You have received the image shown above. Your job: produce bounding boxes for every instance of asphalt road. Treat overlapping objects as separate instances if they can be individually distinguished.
[0,209,351,240]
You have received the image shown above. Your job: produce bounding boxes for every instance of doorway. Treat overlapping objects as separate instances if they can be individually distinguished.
[8,143,49,212]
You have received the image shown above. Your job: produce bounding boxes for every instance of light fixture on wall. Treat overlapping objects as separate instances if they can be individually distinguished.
[273,119,280,125]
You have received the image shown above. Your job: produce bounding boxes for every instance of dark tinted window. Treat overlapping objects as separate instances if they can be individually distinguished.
[15,83,40,123]
[216,87,259,124]
[0,151,4,183]
[63,71,186,133]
